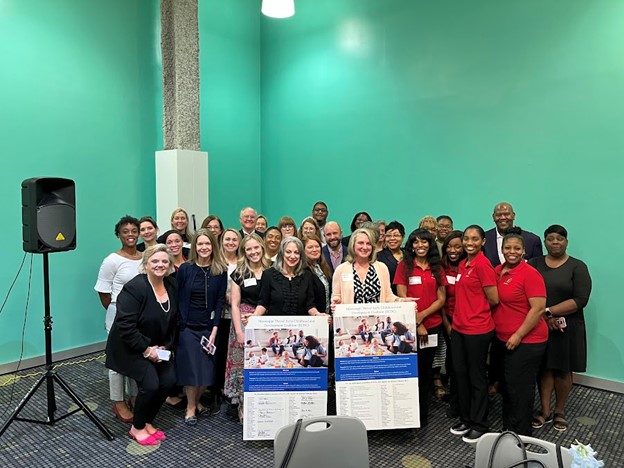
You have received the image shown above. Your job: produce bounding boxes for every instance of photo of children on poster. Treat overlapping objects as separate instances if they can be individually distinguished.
[334,302,420,430]
[243,315,329,440]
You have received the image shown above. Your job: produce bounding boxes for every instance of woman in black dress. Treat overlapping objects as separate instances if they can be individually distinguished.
[529,224,592,432]
[176,229,228,425]
[303,235,332,313]
[105,244,178,446]
[247,236,326,318]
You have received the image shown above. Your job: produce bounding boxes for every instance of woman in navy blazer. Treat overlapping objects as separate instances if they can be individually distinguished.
[175,229,228,425]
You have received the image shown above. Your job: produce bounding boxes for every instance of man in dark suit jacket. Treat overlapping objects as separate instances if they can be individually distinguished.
[239,206,264,238]
[484,202,543,267]
[322,221,348,274]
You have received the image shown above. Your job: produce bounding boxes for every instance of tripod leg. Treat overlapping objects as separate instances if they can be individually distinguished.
[46,367,57,421]
[52,373,115,440]
[0,372,48,438]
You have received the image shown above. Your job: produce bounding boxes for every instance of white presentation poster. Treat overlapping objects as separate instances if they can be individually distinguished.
[334,302,420,430]
[243,315,329,440]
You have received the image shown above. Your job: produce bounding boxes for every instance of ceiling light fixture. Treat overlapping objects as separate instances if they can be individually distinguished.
[261,0,295,18]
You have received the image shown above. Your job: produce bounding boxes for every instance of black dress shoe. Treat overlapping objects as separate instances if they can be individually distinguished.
[450,422,470,435]
[462,429,486,443]
[210,394,222,415]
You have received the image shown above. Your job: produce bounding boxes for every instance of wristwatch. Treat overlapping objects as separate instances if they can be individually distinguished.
[544,307,553,319]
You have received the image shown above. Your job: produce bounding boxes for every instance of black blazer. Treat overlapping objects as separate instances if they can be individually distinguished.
[105,275,178,381]
[484,227,543,267]
[239,229,265,239]
[322,244,348,274]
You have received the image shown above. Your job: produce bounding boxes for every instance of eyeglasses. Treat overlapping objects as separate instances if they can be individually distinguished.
[313,208,327,213]
[438,224,453,230]
[242,215,256,219]
[282,224,294,228]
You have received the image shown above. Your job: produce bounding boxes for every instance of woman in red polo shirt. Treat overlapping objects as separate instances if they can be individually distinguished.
[394,228,446,428]
[450,225,499,443]
[493,229,547,436]
[441,230,466,418]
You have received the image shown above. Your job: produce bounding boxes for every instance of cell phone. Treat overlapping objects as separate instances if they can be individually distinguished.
[200,336,216,355]
[556,317,567,329]
[156,349,171,361]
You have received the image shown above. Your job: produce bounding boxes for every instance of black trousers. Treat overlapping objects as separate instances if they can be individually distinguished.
[418,324,442,426]
[452,329,494,433]
[133,360,176,429]
[443,320,458,415]
[500,339,547,435]
[488,338,505,387]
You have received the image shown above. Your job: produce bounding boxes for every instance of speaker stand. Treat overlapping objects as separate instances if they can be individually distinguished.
[0,253,114,440]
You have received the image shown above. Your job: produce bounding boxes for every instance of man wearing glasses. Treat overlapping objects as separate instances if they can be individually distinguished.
[239,207,264,238]
[311,201,329,243]
[436,215,454,255]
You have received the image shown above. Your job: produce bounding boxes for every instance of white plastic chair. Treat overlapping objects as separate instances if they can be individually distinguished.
[274,416,369,468]
[474,432,573,468]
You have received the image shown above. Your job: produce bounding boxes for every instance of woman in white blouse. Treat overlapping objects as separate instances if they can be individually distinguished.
[94,215,142,423]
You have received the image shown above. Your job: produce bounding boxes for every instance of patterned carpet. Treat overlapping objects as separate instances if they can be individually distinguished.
[0,353,621,467]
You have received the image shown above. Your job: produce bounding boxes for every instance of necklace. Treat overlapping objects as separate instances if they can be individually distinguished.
[199,264,210,309]
[149,279,170,313]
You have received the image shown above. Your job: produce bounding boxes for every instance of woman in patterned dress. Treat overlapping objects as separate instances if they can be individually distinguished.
[224,233,270,422]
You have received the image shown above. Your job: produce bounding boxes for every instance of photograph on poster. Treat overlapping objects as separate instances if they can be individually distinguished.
[244,327,328,369]
[334,315,416,357]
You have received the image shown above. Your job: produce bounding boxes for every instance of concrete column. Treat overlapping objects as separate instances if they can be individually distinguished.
[160,0,200,150]
[157,0,207,230]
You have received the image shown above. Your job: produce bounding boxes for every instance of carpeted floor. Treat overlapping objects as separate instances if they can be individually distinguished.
[0,353,621,467]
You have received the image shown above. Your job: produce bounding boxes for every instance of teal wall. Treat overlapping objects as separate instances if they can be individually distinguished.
[2,0,622,384]
[260,1,624,382]
[0,0,161,365]
[199,0,261,229]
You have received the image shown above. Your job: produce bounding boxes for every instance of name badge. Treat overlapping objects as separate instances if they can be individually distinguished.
[446,275,456,285]
[243,278,257,287]
[408,276,422,285]
[456,274,462,282]
[342,273,354,281]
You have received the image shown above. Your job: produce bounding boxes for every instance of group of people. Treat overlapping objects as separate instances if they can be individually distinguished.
[95,200,592,446]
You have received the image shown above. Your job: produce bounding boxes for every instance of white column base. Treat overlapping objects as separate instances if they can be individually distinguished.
[155,149,208,233]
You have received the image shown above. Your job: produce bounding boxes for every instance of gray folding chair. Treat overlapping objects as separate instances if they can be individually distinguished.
[473,432,573,468]
[274,416,369,468]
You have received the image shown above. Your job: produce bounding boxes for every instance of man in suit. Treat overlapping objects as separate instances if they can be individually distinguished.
[484,202,543,396]
[484,202,543,267]
[239,207,264,238]
[322,221,348,274]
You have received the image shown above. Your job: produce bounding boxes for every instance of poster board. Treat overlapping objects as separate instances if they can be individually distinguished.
[243,315,329,440]
[334,302,419,430]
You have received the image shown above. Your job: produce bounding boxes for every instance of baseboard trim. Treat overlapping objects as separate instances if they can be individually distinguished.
[0,342,106,376]
[574,373,624,394]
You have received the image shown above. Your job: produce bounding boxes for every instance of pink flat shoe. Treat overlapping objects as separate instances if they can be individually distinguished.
[128,430,159,446]
[151,430,166,441]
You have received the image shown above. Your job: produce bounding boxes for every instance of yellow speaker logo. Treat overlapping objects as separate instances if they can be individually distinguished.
[56,233,65,241]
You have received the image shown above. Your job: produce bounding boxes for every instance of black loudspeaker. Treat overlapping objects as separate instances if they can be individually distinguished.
[22,177,76,253]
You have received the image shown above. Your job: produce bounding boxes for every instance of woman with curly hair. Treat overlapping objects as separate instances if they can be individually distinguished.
[394,228,446,427]
[95,215,142,423]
